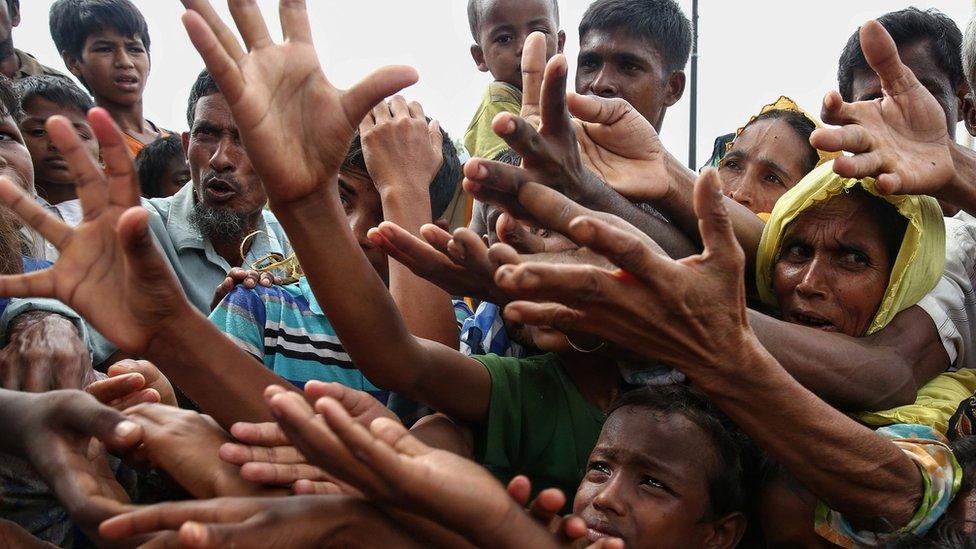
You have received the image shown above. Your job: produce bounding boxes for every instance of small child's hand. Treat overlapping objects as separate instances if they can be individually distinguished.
[211,268,278,310]
[360,97,444,198]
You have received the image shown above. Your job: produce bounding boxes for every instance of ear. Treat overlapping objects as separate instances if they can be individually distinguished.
[470,44,489,73]
[963,93,976,138]
[663,70,687,107]
[957,80,971,123]
[63,53,84,80]
[557,30,566,54]
[181,131,191,158]
[10,0,20,27]
[704,512,747,549]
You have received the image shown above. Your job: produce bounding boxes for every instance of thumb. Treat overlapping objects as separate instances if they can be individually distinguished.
[370,417,429,458]
[860,20,914,95]
[62,392,142,450]
[693,169,741,263]
[507,475,532,507]
[117,206,168,274]
[342,65,419,129]
[566,92,628,125]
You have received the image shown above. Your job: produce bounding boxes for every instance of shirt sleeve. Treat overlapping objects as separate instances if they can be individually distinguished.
[814,424,962,547]
[471,353,524,470]
[209,287,267,363]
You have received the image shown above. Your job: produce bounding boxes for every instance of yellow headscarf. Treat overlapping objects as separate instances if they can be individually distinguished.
[755,161,945,336]
[727,96,842,168]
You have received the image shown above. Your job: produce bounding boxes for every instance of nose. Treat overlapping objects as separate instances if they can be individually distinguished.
[589,67,618,98]
[794,258,829,300]
[591,475,627,518]
[209,135,239,174]
[114,48,134,69]
[728,179,753,209]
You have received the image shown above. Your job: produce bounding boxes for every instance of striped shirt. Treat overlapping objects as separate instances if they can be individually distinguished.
[209,277,389,403]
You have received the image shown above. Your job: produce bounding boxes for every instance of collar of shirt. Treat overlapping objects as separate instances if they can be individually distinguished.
[14,49,69,81]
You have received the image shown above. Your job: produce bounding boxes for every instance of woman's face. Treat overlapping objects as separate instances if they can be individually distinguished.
[772,193,898,337]
[719,118,812,215]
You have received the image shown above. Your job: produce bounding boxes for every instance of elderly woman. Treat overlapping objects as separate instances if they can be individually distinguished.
[720,97,840,217]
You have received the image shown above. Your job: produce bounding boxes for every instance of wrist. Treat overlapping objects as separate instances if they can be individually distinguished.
[688,329,779,396]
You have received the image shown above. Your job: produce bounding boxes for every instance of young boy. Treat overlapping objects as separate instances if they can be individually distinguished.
[14,75,96,227]
[135,134,189,199]
[49,0,168,157]
[452,0,564,230]
[210,101,462,409]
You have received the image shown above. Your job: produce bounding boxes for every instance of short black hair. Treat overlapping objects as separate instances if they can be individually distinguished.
[0,75,22,121]
[838,7,964,102]
[186,69,220,128]
[744,109,819,175]
[342,128,462,221]
[608,385,747,520]
[579,0,691,73]
[135,134,185,199]
[49,0,150,62]
[13,75,94,122]
[467,0,560,43]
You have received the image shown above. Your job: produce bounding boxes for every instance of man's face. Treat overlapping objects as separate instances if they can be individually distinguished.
[185,94,267,218]
[66,29,149,107]
[338,167,388,282]
[573,407,740,548]
[471,0,564,89]
[576,29,684,131]
[0,109,33,194]
[0,1,20,47]
[20,97,97,187]
[850,40,965,138]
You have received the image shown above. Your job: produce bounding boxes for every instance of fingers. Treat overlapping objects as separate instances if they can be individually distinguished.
[86,373,147,404]
[515,182,591,236]
[565,216,668,284]
[292,479,344,495]
[100,499,254,540]
[693,169,743,264]
[818,90,859,127]
[566,92,628,125]
[428,119,444,154]
[219,442,305,466]
[342,66,419,134]
[0,176,71,250]
[447,228,492,271]
[279,0,313,44]
[495,261,610,308]
[389,95,410,118]
[229,421,291,447]
[487,242,521,268]
[808,124,874,155]
[539,54,570,134]
[491,113,547,163]
[503,300,585,332]
[45,115,109,219]
[88,108,141,209]
[528,488,565,526]
[367,222,449,274]
[304,381,387,425]
[181,10,245,106]
[506,475,532,507]
[180,0,247,62]
[227,0,274,51]
[117,207,174,287]
[496,213,547,254]
[831,151,887,183]
[876,172,905,196]
[519,32,548,124]
[60,392,144,451]
[239,462,327,485]
[860,20,916,96]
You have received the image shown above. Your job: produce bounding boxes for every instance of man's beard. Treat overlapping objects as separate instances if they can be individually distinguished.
[188,202,250,242]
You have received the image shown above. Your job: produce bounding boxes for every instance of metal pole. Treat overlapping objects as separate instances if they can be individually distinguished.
[688,0,699,169]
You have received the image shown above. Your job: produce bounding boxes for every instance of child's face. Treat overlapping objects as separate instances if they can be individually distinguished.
[576,29,683,132]
[21,98,97,187]
[471,0,563,89]
[155,154,191,198]
[573,407,724,548]
[67,29,149,107]
[338,167,388,283]
[0,110,34,195]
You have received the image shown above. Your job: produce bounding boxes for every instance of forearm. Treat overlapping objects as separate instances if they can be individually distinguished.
[945,143,976,216]
[691,333,922,530]
[381,188,459,349]
[747,307,947,411]
[582,181,696,259]
[143,308,296,428]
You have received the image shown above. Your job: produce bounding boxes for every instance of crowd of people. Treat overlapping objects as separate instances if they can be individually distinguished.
[1,0,976,547]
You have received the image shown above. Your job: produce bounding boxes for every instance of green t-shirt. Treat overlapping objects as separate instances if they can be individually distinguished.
[471,353,605,503]
[463,81,522,161]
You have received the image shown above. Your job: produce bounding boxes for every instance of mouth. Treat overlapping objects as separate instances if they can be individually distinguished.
[585,522,622,543]
[114,74,141,92]
[43,156,69,170]
[788,310,837,332]
[203,178,239,203]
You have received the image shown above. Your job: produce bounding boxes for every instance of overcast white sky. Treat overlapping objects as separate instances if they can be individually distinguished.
[15,1,976,167]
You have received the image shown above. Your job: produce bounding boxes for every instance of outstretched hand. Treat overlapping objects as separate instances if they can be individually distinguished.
[809,20,955,197]
[496,169,749,374]
[180,0,418,208]
[0,109,191,355]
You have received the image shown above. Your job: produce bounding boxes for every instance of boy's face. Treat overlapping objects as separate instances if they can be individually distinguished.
[155,154,190,198]
[21,97,97,187]
[0,110,34,194]
[576,29,685,132]
[338,167,388,283]
[573,406,734,548]
[66,29,149,107]
[471,0,564,89]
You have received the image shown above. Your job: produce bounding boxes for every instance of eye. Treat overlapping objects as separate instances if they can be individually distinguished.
[192,127,216,138]
[641,476,668,492]
[586,461,612,481]
[781,243,811,261]
[76,129,93,141]
[840,251,870,267]
[621,62,641,73]
[494,34,513,45]
[340,194,353,212]
[764,173,784,186]
[721,159,741,171]
[25,128,46,138]
[0,132,16,142]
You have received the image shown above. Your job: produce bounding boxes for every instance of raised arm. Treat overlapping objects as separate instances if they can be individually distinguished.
[179,0,489,422]
[494,170,927,531]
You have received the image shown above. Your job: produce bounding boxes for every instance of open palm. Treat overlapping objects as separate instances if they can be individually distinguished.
[180,0,418,207]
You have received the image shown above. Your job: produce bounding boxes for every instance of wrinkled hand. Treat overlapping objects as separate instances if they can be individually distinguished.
[809,20,954,196]
[368,221,521,303]
[123,404,282,499]
[569,94,670,202]
[1,389,142,538]
[0,109,193,355]
[180,0,417,208]
[211,268,278,311]
[361,97,443,198]
[100,495,399,549]
[1,311,92,391]
[496,169,748,374]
